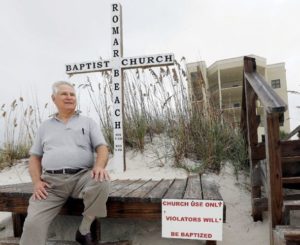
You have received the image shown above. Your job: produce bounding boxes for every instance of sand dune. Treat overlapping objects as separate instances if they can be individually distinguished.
[0,153,270,244]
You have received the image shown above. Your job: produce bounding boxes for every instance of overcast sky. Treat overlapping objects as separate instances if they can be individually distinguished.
[0,0,299,130]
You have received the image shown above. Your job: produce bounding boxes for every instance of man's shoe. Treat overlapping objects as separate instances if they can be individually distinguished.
[75,230,97,245]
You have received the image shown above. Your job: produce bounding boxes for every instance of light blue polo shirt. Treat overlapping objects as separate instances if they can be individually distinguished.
[30,112,107,170]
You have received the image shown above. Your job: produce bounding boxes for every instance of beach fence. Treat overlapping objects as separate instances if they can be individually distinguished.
[241,56,300,245]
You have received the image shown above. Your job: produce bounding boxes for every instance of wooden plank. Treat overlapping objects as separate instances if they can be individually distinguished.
[283,231,300,241]
[284,189,300,201]
[0,195,161,219]
[125,180,160,202]
[0,183,32,195]
[275,225,300,241]
[183,175,202,199]
[282,156,300,186]
[284,200,300,210]
[282,177,300,184]
[145,179,174,203]
[282,156,300,163]
[109,179,149,202]
[106,201,161,220]
[201,174,222,200]
[163,179,187,199]
[0,194,30,213]
[282,140,300,158]
[109,179,138,194]
[252,140,300,161]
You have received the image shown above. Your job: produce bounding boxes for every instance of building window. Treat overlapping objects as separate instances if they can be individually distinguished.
[271,79,281,89]
[233,103,240,108]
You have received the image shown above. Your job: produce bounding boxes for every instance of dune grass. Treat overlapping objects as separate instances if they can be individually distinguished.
[1,59,248,173]
[0,97,50,168]
[78,59,248,173]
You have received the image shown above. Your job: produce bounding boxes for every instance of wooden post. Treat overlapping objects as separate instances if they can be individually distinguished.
[91,218,101,242]
[244,56,256,73]
[12,213,26,237]
[240,72,247,140]
[244,79,262,221]
[206,241,217,245]
[265,112,283,245]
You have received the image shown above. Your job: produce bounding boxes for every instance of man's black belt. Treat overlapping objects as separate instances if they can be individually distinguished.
[44,168,83,174]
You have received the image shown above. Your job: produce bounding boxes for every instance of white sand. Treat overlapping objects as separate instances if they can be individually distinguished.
[0,152,271,244]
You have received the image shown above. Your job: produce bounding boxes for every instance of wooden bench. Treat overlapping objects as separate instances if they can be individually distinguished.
[0,174,225,245]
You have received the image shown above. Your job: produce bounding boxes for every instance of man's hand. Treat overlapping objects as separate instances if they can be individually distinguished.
[33,180,50,200]
[91,166,110,182]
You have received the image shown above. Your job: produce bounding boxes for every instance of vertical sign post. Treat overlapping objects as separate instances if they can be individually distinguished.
[65,3,174,172]
[111,4,125,169]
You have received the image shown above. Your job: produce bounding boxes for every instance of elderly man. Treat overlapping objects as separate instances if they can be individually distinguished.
[20,81,110,245]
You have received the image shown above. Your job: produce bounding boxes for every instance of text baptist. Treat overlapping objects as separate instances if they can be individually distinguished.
[66,61,110,73]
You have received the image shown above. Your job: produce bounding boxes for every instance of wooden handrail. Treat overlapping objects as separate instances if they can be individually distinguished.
[244,57,287,113]
[283,125,300,140]
[244,72,287,113]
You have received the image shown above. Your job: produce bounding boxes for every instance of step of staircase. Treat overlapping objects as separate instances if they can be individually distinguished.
[284,200,300,210]
[281,156,300,190]
[282,177,300,185]
[283,200,300,225]
[0,237,131,245]
[273,225,300,245]
[282,156,300,163]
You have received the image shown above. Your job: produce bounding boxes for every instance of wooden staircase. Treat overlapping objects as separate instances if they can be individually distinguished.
[241,57,300,245]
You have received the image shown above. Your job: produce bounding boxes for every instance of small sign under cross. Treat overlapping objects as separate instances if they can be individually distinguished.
[65,3,175,172]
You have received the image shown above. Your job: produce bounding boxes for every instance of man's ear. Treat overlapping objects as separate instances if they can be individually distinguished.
[51,94,55,102]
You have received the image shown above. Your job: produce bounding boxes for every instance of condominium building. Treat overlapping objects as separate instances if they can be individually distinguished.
[186,55,290,141]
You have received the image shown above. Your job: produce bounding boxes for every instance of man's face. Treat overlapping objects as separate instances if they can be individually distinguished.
[52,84,77,112]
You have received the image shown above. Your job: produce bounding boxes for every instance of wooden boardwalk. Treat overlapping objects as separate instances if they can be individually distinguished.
[0,174,225,245]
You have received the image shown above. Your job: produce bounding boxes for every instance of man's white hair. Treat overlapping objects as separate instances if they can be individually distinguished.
[52,81,75,95]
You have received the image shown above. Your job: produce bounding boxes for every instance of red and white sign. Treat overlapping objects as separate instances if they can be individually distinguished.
[162,199,223,241]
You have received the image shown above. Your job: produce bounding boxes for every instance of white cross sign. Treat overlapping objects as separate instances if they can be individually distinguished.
[65,3,175,172]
